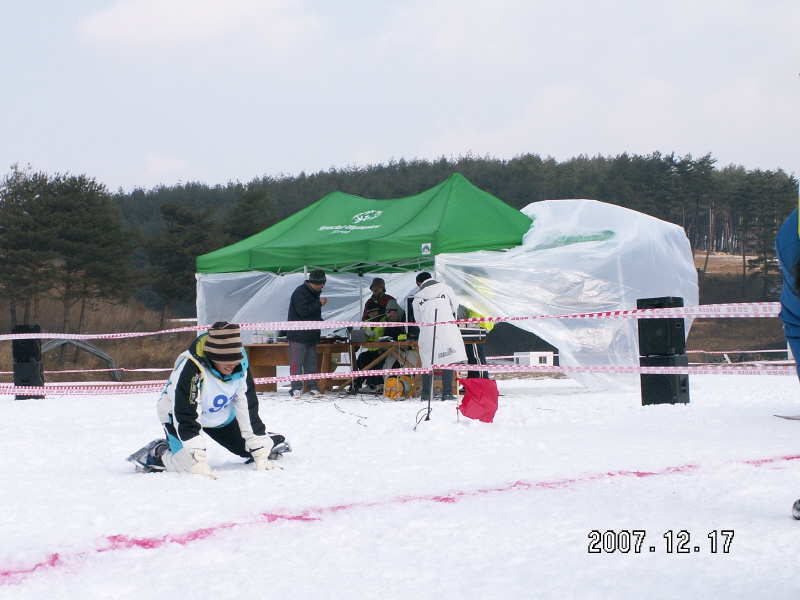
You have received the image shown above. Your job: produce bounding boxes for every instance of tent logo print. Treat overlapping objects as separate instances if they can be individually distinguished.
[352,210,382,224]
[421,243,432,255]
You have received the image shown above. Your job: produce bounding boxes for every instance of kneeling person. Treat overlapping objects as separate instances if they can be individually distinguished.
[127,322,290,478]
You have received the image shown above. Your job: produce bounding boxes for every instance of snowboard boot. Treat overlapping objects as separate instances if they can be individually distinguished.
[127,439,168,473]
[268,434,292,460]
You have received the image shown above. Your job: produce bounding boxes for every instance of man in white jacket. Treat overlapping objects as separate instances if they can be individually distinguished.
[412,272,467,400]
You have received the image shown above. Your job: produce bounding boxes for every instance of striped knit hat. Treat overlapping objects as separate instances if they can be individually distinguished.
[205,322,243,363]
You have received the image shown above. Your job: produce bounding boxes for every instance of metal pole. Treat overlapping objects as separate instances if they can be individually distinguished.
[425,308,437,420]
[359,272,364,319]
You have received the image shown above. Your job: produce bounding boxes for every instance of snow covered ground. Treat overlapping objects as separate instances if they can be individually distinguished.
[2,374,800,599]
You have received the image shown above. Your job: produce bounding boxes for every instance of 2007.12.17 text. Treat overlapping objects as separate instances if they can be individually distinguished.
[588,530,734,554]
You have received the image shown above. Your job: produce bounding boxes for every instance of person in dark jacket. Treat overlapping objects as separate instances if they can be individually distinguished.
[353,300,410,394]
[775,209,800,520]
[353,300,390,393]
[361,277,396,320]
[286,269,327,398]
[777,209,800,377]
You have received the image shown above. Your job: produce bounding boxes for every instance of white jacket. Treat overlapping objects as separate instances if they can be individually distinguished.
[413,280,468,368]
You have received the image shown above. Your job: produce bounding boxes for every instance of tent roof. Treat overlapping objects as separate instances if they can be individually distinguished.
[196,174,533,274]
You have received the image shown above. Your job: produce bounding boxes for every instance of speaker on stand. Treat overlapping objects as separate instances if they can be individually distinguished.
[12,324,45,400]
[637,297,689,406]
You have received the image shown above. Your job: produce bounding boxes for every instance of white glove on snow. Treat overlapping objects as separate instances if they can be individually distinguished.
[187,449,217,479]
[250,446,282,471]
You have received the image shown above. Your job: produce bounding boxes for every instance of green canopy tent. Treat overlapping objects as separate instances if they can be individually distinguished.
[197,174,532,275]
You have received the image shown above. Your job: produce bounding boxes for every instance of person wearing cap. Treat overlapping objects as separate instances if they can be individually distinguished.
[353,300,387,393]
[361,300,381,333]
[382,298,419,373]
[382,299,407,340]
[361,277,396,320]
[412,271,467,401]
[126,322,290,479]
[286,269,327,398]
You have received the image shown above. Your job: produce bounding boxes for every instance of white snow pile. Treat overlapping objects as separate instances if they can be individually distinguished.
[2,374,800,599]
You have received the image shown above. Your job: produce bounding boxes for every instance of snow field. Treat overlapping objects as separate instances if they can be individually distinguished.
[2,375,800,599]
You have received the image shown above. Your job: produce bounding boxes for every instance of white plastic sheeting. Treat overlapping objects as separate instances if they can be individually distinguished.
[436,199,698,390]
[197,271,422,343]
[196,199,698,391]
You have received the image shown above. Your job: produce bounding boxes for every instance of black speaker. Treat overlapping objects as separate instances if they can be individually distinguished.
[640,355,689,405]
[638,319,686,356]
[637,297,685,356]
[636,297,684,310]
[13,361,45,400]
[12,324,42,363]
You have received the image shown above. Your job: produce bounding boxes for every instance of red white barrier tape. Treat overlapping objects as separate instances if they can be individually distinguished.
[0,325,203,341]
[0,367,173,375]
[437,363,796,377]
[687,348,789,354]
[0,302,783,342]
[491,348,790,359]
[0,383,167,395]
[239,362,800,386]
[455,301,781,324]
[3,360,796,396]
[708,360,796,366]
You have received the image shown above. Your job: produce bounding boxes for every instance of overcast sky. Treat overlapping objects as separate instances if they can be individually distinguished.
[3,0,798,193]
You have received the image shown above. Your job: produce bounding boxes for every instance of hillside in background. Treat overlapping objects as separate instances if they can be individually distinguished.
[114,152,797,263]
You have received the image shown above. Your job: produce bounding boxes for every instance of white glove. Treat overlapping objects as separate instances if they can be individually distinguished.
[250,446,282,471]
[187,449,217,479]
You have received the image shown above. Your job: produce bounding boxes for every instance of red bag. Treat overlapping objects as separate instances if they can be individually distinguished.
[457,378,499,423]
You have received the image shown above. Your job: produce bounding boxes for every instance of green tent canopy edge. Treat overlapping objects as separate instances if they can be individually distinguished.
[196,173,533,275]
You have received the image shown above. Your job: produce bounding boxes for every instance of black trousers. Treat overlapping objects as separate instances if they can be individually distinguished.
[465,343,488,378]
[354,350,383,389]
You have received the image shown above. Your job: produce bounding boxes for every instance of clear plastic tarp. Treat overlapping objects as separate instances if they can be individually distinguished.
[197,199,698,391]
[436,199,698,390]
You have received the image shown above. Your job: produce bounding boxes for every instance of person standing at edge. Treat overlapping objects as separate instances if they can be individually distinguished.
[777,208,800,378]
[287,269,327,398]
[361,277,396,320]
[412,272,467,401]
[775,208,800,520]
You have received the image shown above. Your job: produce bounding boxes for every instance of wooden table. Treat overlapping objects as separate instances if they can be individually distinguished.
[245,342,352,393]
[245,340,482,394]
[245,340,421,393]
[337,340,422,392]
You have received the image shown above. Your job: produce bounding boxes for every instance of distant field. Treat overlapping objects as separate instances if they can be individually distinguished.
[694,253,752,274]
[688,253,784,355]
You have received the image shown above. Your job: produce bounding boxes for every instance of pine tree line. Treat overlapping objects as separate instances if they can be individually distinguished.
[2,152,797,330]
[117,151,797,262]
